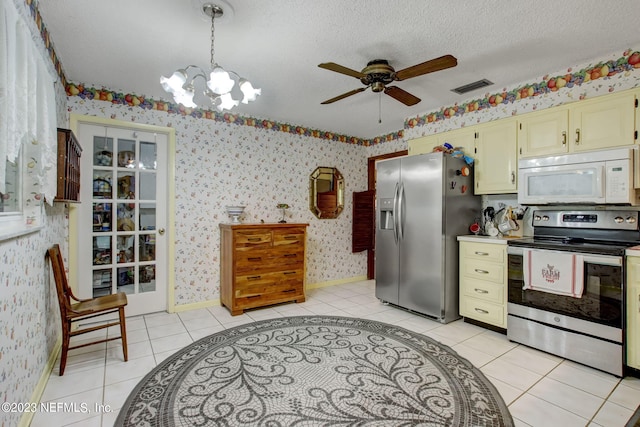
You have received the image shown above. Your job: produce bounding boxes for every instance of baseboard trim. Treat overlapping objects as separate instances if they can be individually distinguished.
[306,275,368,290]
[19,336,61,427]
[170,299,221,313]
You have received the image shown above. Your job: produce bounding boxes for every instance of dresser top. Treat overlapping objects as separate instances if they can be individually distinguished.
[219,223,309,230]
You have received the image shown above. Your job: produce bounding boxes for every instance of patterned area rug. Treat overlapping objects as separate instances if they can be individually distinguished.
[117,316,513,426]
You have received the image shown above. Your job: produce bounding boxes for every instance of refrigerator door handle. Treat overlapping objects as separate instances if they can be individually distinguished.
[393,183,400,244]
[397,183,405,241]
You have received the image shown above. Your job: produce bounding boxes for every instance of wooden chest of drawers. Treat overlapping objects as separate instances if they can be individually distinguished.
[219,223,308,315]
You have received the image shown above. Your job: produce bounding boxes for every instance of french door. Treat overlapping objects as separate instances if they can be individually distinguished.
[74,118,172,316]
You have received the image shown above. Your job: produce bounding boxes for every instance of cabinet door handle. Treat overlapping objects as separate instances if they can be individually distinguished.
[284,236,298,240]
[561,131,567,146]
[247,275,262,280]
[248,237,262,242]
[575,128,580,144]
[283,254,297,258]
[474,251,489,256]
[474,288,489,294]
[474,269,489,274]
[474,308,489,314]
[283,289,295,293]
[284,271,297,275]
[247,257,262,261]
[511,171,516,184]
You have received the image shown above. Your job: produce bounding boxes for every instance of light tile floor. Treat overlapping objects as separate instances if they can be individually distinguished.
[31,280,640,426]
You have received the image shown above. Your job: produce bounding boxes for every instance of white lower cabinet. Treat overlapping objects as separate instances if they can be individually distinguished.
[458,239,508,328]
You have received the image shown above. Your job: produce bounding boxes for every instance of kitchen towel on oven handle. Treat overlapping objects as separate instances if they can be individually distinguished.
[522,249,585,298]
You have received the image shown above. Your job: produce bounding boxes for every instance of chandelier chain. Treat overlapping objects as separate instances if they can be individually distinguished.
[210,10,216,69]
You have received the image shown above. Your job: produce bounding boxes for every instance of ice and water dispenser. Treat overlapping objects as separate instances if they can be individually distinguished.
[379,198,395,230]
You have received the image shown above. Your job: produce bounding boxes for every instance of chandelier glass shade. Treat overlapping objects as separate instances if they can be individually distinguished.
[160,3,260,112]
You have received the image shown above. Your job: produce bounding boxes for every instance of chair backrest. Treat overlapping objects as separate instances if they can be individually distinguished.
[48,244,74,319]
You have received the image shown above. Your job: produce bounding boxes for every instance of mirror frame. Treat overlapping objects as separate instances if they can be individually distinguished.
[309,166,344,219]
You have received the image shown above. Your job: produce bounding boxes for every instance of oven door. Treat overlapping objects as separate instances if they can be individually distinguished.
[507,246,623,329]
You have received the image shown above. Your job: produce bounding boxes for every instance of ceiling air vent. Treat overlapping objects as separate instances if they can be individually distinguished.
[451,79,493,95]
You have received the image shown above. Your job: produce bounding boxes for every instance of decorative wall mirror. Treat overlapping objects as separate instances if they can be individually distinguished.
[309,167,344,219]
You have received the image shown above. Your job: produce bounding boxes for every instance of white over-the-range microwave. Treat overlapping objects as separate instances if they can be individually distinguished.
[518,147,640,205]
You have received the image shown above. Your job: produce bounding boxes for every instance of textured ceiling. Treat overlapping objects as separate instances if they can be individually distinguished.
[37,0,640,139]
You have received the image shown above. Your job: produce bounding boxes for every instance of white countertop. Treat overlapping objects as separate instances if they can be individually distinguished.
[627,246,640,257]
[457,234,524,244]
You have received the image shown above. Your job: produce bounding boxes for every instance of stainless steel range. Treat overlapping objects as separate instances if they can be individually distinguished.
[507,210,640,376]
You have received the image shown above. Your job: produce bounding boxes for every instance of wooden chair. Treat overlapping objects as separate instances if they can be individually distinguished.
[47,244,128,375]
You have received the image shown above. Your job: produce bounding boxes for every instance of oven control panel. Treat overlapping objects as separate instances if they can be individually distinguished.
[533,210,639,230]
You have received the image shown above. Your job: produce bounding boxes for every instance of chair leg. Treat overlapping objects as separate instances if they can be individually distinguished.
[119,307,128,362]
[60,321,71,376]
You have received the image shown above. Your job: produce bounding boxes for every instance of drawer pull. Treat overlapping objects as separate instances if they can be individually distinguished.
[474,251,489,256]
[283,271,297,275]
[284,236,298,240]
[283,254,297,258]
[247,238,263,242]
[474,269,489,274]
[247,257,262,261]
[474,288,489,294]
[247,275,262,280]
[283,289,295,293]
[474,308,489,314]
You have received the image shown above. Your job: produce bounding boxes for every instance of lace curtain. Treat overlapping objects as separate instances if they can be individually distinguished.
[0,0,58,204]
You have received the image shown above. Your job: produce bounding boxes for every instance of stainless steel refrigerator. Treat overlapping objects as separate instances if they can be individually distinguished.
[375,152,481,323]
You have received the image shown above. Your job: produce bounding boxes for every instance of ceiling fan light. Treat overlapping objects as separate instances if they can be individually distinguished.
[216,92,239,112]
[160,69,188,94]
[239,79,261,104]
[207,66,235,94]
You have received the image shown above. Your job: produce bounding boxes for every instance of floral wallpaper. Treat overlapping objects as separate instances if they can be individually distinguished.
[404,48,640,139]
[66,98,370,306]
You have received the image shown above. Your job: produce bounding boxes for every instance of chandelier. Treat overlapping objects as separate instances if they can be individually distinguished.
[160,3,260,112]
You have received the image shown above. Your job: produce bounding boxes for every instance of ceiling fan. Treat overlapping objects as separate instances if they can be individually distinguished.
[318,54,457,106]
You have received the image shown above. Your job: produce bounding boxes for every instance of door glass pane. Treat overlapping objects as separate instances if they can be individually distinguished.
[93,235,111,266]
[117,235,135,263]
[92,269,112,298]
[139,234,155,261]
[93,202,112,232]
[139,202,155,231]
[117,203,136,231]
[117,266,135,294]
[117,172,135,199]
[139,265,156,293]
[117,138,136,168]
[93,136,113,166]
[92,171,112,199]
[140,141,156,170]
[139,172,156,200]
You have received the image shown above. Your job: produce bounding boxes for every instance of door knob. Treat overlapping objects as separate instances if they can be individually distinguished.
[158,228,165,235]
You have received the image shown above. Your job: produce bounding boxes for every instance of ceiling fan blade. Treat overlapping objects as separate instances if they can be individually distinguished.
[321,88,367,104]
[384,86,421,106]
[394,54,457,81]
[318,62,366,79]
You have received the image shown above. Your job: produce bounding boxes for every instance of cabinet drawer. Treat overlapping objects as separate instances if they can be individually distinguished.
[273,228,306,247]
[235,249,303,273]
[460,298,505,328]
[235,285,303,310]
[463,259,504,284]
[461,278,504,304]
[461,242,505,262]
[236,269,303,289]
[234,230,272,249]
